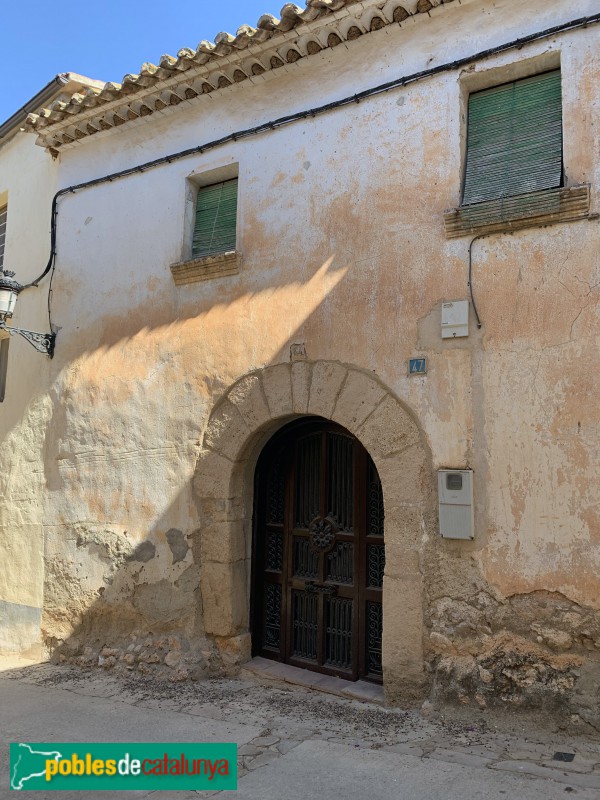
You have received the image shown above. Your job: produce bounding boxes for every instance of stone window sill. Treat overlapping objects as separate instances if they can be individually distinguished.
[443,185,590,239]
[170,251,240,285]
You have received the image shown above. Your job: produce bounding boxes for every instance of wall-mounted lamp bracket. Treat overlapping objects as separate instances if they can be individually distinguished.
[0,269,56,358]
[0,320,56,358]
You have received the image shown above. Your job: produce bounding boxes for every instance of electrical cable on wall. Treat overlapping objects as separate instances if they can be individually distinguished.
[18,11,600,336]
[468,235,484,330]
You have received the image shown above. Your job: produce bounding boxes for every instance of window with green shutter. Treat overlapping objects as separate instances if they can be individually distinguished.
[462,70,563,206]
[192,179,238,259]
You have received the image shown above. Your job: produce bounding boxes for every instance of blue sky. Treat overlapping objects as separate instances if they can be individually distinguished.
[0,0,284,122]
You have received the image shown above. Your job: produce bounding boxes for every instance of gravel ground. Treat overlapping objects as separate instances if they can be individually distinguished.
[3,661,600,794]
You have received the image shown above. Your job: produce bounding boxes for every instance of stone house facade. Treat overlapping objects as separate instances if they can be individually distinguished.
[1,0,599,723]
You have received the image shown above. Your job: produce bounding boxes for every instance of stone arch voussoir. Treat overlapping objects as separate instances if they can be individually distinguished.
[194,361,433,701]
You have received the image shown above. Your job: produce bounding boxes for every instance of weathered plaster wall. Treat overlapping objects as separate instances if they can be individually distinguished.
[1,0,599,716]
[0,132,57,657]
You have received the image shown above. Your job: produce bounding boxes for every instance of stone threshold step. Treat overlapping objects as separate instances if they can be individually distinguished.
[241,657,385,706]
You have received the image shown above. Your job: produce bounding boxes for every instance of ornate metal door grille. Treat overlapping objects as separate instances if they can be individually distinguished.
[253,418,385,683]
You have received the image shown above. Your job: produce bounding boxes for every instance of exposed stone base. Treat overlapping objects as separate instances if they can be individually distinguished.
[215,633,252,671]
[48,624,600,731]
[52,633,223,682]
[431,648,600,732]
[426,590,600,731]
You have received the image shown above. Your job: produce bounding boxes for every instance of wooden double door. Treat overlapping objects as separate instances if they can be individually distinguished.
[252,418,385,682]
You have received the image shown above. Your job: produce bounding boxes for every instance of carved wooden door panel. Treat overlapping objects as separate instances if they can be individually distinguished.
[253,419,384,682]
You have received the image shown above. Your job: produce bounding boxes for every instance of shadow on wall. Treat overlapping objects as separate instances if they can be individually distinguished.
[4,229,597,721]
[1,156,469,659]
[43,351,600,726]
[43,353,438,707]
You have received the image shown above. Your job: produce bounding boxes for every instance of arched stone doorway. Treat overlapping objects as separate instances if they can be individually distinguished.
[193,361,433,703]
[252,417,385,682]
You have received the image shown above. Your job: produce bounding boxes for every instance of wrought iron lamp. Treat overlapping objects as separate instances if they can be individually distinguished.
[0,269,56,358]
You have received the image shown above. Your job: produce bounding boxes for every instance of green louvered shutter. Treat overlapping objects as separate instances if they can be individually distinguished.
[462,70,562,206]
[192,179,238,258]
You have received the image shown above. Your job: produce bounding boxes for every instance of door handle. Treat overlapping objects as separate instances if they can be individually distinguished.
[304,581,338,596]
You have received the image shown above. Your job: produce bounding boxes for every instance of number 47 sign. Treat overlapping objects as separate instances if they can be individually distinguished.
[408,358,427,376]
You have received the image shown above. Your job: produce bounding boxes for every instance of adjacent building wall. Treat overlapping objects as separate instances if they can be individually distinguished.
[0,131,57,657]
[1,0,599,719]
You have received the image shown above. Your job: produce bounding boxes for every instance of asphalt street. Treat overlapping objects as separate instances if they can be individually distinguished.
[1,660,599,800]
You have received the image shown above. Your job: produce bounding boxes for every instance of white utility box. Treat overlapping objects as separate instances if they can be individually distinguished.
[441,300,469,338]
[438,469,474,539]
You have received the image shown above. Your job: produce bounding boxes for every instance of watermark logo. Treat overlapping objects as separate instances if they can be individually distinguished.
[10,743,237,791]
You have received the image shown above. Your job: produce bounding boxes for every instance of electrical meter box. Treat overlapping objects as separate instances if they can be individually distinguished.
[438,469,474,539]
[441,300,469,338]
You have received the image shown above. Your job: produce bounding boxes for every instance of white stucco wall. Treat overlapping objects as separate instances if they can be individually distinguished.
[0,131,58,656]
[0,0,599,712]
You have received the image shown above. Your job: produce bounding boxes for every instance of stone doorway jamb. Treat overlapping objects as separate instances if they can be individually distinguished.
[193,360,433,704]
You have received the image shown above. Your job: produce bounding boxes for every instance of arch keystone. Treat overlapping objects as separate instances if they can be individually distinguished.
[291,361,312,413]
[307,361,347,418]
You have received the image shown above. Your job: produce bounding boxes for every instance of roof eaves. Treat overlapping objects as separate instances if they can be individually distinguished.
[0,73,105,148]
[27,0,450,150]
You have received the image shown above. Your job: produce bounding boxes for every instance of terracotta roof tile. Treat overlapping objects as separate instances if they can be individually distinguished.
[27,0,454,148]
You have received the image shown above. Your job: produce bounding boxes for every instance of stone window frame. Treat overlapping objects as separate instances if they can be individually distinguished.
[170,161,241,285]
[444,50,590,238]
